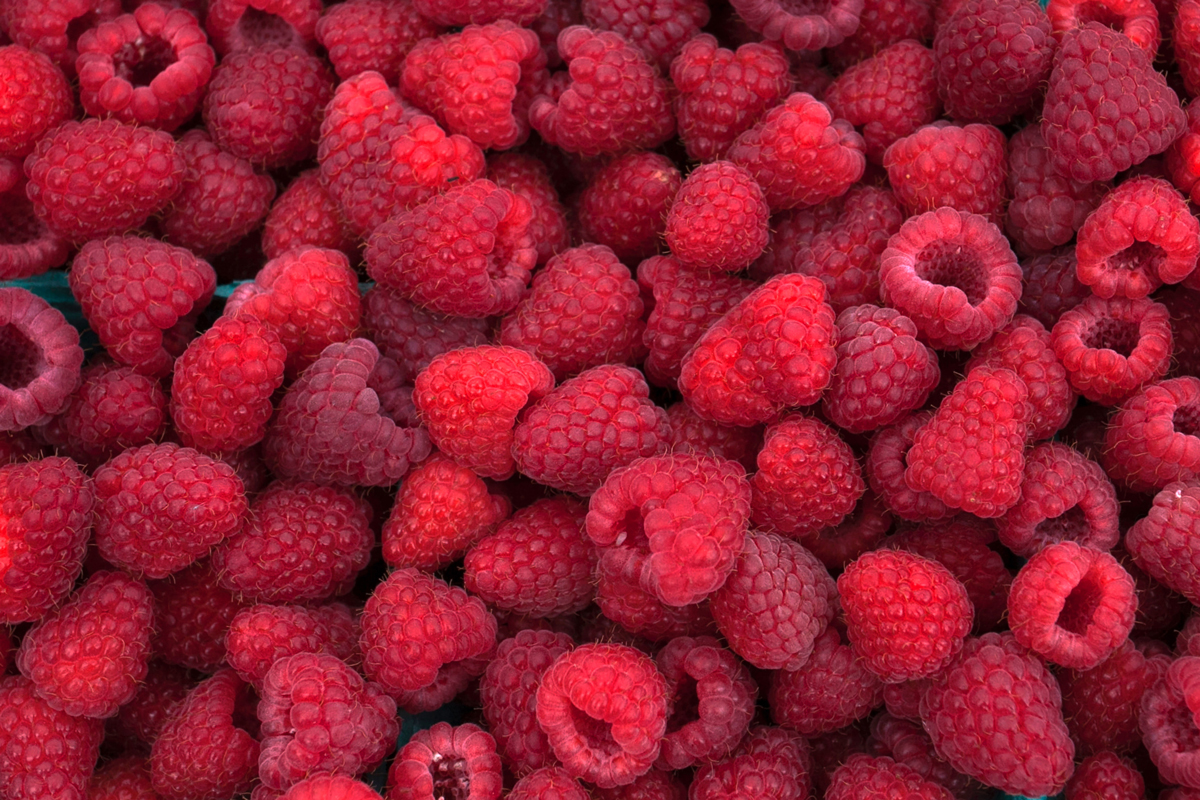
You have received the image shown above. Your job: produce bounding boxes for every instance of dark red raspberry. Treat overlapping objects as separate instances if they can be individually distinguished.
[664,402,761,469]
[879,207,1022,350]
[801,491,893,571]
[1179,0,1200,99]
[1165,288,1200,379]
[920,633,1075,797]
[824,40,941,163]
[316,0,443,84]
[278,774,385,800]
[89,755,158,800]
[1050,295,1173,406]
[0,456,92,624]
[262,169,357,262]
[1041,23,1186,183]
[581,0,708,70]
[691,727,813,800]
[1059,639,1169,755]
[865,412,955,522]
[389,722,503,800]
[730,0,865,49]
[1064,751,1145,800]
[1047,0,1159,54]
[25,118,184,243]
[0,675,103,800]
[768,625,885,735]
[828,0,934,70]
[1019,247,1090,328]
[593,554,718,643]
[865,714,977,799]
[149,670,259,800]
[0,171,70,282]
[576,151,681,264]
[362,285,490,383]
[0,45,73,158]
[710,530,837,671]
[827,754,955,800]
[508,767,589,800]
[530,0,584,67]
[1125,480,1200,604]
[203,47,333,170]
[528,26,674,156]
[1140,656,1200,787]
[883,122,1009,222]
[225,602,358,689]
[1105,377,1200,492]
[664,161,770,272]
[75,4,215,131]
[413,0,546,24]
[0,0,121,71]
[150,562,249,672]
[488,152,569,267]
[204,0,321,54]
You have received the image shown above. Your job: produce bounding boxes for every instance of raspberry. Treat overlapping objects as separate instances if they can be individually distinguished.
[388,722,503,800]
[1123,480,1200,606]
[879,207,1022,351]
[150,562,249,672]
[933,0,1055,125]
[258,653,397,793]
[413,0,546,24]
[1140,656,1200,788]
[1006,126,1110,256]
[882,122,1009,222]
[528,26,674,157]
[678,274,837,427]
[1105,377,1200,492]
[1167,98,1200,206]
[1179,0,1200,99]
[212,479,373,603]
[827,754,955,800]
[89,755,158,800]
[1064,752,1146,800]
[363,286,490,383]
[0,0,121,72]
[499,243,645,379]
[664,161,770,273]
[110,662,193,748]
[905,366,1032,518]
[920,633,1075,796]
[828,0,934,70]
[225,602,357,689]
[664,402,762,469]
[769,625,885,735]
[690,726,813,800]
[1050,295,1173,406]
[582,0,708,71]
[822,304,940,434]
[509,767,590,800]
[75,4,215,131]
[24,119,184,243]
[593,554,718,642]
[512,364,670,496]
[1061,639,1168,755]
[1041,23,1186,183]
[593,769,687,800]
[1048,0,1159,54]
[0,676,103,800]
[262,169,357,262]
[278,775,384,800]
[3,298,79,425]
[488,152,569,267]
[1020,248,1090,329]
[366,179,536,318]
[0,173,70,282]
[465,497,597,619]
[576,151,681,264]
[204,0,322,54]
[730,0,866,49]
[0,46,72,158]
[202,47,334,170]
[823,40,941,163]
[866,713,978,798]
[149,670,259,800]
[535,642,668,787]
[315,0,443,84]
[865,412,954,522]
[801,491,893,571]
[169,314,287,454]
[710,530,837,670]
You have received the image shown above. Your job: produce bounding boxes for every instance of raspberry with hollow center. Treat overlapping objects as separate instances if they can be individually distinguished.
[1104,376,1200,492]
[204,0,322,55]
[730,0,866,50]
[389,722,503,800]
[0,288,84,433]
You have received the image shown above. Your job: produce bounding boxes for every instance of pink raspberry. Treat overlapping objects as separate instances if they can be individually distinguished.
[665,161,770,272]
[0,0,121,72]
[488,152,569,267]
[865,412,955,522]
[1019,247,1091,328]
[730,0,866,49]
[691,727,813,800]
[225,602,358,689]
[315,0,443,84]
[581,0,709,71]
[509,767,590,800]
[879,207,1022,351]
[412,0,547,25]
[768,625,885,735]
[0,676,103,800]
[1140,656,1200,787]
[0,172,70,282]
[204,0,321,54]
[576,151,681,264]
[261,169,357,262]
[827,754,955,800]
[150,562,249,672]
[0,45,73,157]
[1047,0,1159,54]
[883,122,1009,222]
[1104,377,1200,492]
[388,722,503,800]
[3,290,84,435]
[1060,639,1169,755]
[528,26,674,157]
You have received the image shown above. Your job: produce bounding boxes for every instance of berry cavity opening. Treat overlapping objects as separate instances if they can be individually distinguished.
[569,703,619,758]
[913,240,988,305]
[0,324,44,391]
[1057,567,1104,635]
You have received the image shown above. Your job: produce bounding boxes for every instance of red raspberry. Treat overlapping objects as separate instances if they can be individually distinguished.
[1124,480,1200,605]
[204,0,321,54]
[1050,295,1173,406]
[1165,287,1200,379]
[151,562,249,672]
[366,179,536,318]
[883,122,1009,222]
[0,676,103,800]
[664,402,761,469]
[801,491,892,571]
[258,653,397,793]
[413,0,546,24]
[499,243,645,379]
[730,0,865,49]
[170,313,287,454]
[1179,0,1200,98]
[316,0,443,84]
[488,152,569,267]
[1048,0,1159,54]
[593,769,687,800]
[752,199,845,281]
[920,633,1075,796]
[278,775,384,800]
[530,0,584,67]
[262,169,357,262]
[149,670,259,800]
[413,345,554,480]
[528,26,674,157]
[1019,247,1090,328]
[535,642,668,787]
[89,755,158,800]
[0,0,121,72]
[1060,639,1169,755]
[691,727,813,800]
[389,722,503,800]
[769,625,885,735]
[0,45,72,158]
[679,274,837,427]
[664,161,770,273]
[824,40,941,163]
[828,0,934,70]
[465,497,597,619]
[1167,98,1200,206]
[1064,751,1145,800]
[0,172,70,282]
[110,668,194,751]
[362,285,489,382]
[1105,377,1200,492]
[512,364,670,496]
[906,366,1032,518]
[865,412,954,522]
[202,47,333,170]
[225,602,357,689]
[1041,23,1186,183]
[1140,656,1200,787]
[582,0,708,71]
[866,714,977,798]
[593,554,718,642]
[75,4,215,131]
[509,767,590,800]
[1006,126,1109,256]
[212,479,372,603]
[711,530,837,670]
[879,208,1023,351]
[24,118,183,243]
[827,754,955,800]
[576,151,681,264]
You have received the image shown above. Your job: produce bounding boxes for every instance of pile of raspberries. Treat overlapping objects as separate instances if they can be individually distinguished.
[10,0,1200,798]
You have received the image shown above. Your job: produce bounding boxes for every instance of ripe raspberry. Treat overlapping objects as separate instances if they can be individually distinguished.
[170,313,286,454]
[202,47,333,170]
[488,152,569,267]
[89,755,158,800]
[1140,656,1200,788]
[1050,295,1173,406]
[509,767,589,800]
[0,676,103,800]
[204,0,321,54]
[593,554,719,643]
[1048,0,1159,54]
[24,118,183,243]
[111,664,194,746]
[389,722,503,800]
[865,412,954,522]
[824,40,941,163]
[691,726,813,800]
[512,364,670,496]
[0,172,70,282]
[278,775,384,800]
[535,643,668,787]
[576,151,681,264]
[752,191,846,280]
[801,491,892,571]
[0,46,73,158]
[711,530,837,670]
[730,0,865,49]
[413,0,546,24]
[1105,377,1200,492]
[465,497,597,619]
[1041,23,1186,183]
[151,562,249,672]
[865,714,976,798]
[582,0,709,71]
[1019,248,1090,329]
[262,169,356,262]
[664,402,761,469]
[883,122,1009,222]
[827,754,955,800]
[1167,98,1200,206]
[149,670,259,800]
[920,633,1075,796]
[225,602,357,689]
[679,274,837,427]
[0,0,121,72]
[1060,639,1168,755]
[1123,480,1200,606]
[879,207,1022,351]
[768,625,885,735]
[362,285,489,383]
[528,26,674,157]
[212,479,372,603]
[1064,751,1145,800]
[75,4,215,131]
[316,0,442,84]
